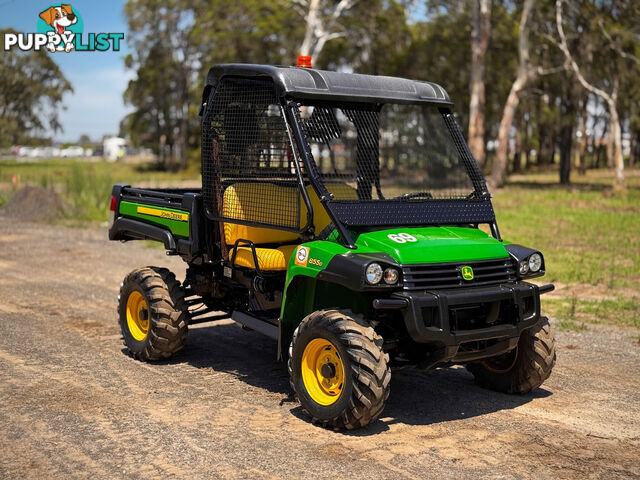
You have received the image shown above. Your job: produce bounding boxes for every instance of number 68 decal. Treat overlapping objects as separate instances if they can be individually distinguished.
[387,233,417,243]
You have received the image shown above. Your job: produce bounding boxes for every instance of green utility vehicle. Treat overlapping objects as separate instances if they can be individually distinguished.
[109,64,556,429]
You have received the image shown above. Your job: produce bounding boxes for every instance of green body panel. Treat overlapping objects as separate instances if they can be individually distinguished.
[280,226,509,327]
[119,201,190,238]
[283,240,376,285]
[353,226,509,264]
[280,240,375,325]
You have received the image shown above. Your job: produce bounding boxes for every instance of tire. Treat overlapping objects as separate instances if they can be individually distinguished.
[288,309,391,430]
[466,317,556,393]
[118,267,189,361]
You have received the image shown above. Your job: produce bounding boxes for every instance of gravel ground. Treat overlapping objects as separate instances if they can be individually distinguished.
[0,216,639,479]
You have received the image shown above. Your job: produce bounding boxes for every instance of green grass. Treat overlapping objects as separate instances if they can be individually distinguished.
[0,158,200,222]
[556,320,588,332]
[0,158,199,186]
[544,297,640,328]
[63,162,117,220]
[493,169,640,290]
[492,169,640,329]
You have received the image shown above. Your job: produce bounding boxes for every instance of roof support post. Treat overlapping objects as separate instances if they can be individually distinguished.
[284,100,356,249]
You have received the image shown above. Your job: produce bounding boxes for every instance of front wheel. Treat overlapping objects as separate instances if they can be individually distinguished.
[118,267,189,361]
[466,317,556,393]
[288,310,391,430]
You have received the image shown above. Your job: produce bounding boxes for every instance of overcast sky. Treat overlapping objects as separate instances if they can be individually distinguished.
[1,0,133,142]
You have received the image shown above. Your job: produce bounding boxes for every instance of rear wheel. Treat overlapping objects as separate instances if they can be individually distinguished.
[118,267,189,361]
[466,317,556,393]
[288,309,391,429]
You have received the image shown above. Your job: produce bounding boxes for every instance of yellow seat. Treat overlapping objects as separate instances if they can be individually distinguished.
[222,183,301,246]
[305,182,358,233]
[230,245,296,271]
[222,182,357,271]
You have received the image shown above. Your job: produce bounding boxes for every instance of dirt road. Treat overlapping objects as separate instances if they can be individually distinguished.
[0,215,639,479]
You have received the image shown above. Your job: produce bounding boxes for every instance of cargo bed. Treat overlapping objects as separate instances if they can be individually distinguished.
[108,184,205,259]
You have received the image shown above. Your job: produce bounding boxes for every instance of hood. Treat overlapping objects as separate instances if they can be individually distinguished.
[354,226,509,264]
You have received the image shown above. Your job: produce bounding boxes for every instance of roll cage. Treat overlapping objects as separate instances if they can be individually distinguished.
[200,64,501,250]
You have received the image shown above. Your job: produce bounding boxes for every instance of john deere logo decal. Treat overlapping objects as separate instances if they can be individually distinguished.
[137,206,188,222]
[461,266,474,281]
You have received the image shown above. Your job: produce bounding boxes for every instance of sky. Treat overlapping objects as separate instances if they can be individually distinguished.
[1,0,132,142]
[0,1,429,144]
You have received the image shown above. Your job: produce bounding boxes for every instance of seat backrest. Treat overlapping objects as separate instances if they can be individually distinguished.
[305,182,358,234]
[222,182,358,246]
[222,183,301,246]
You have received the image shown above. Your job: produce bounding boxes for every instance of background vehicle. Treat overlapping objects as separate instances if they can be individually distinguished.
[109,63,556,429]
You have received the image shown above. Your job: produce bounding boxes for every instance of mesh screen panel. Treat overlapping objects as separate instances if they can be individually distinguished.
[299,102,480,201]
[201,78,303,231]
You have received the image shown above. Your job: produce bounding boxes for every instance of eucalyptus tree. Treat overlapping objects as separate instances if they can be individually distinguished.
[0,29,72,147]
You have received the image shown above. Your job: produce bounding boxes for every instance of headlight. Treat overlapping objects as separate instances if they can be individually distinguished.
[365,263,383,284]
[528,253,542,272]
[519,260,529,275]
[383,268,399,285]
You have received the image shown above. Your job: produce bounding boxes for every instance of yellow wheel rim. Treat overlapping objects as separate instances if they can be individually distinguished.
[301,338,345,406]
[126,291,149,341]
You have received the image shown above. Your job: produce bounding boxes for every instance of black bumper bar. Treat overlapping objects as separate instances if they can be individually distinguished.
[374,282,553,365]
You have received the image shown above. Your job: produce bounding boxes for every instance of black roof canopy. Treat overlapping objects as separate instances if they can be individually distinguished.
[204,63,452,106]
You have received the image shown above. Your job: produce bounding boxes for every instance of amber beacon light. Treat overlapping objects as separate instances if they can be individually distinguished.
[297,55,312,68]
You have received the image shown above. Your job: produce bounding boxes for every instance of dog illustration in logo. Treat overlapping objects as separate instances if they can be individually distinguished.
[39,5,77,52]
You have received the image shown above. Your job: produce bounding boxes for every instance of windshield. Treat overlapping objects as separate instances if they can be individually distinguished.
[299,102,481,202]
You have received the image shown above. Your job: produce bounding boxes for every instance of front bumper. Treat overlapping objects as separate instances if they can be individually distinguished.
[374,281,553,365]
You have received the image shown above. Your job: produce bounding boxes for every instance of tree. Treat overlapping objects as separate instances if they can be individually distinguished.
[196,1,301,68]
[122,0,301,169]
[468,0,492,167]
[556,76,581,184]
[405,2,517,148]
[294,0,358,60]
[123,0,200,170]
[524,4,583,184]
[553,0,639,190]
[320,0,411,75]
[122,41,181,168]
[0,29,72,147]
[489,0,557,188]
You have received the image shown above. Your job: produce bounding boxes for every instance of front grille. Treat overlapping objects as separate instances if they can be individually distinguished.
[402,258,516,291]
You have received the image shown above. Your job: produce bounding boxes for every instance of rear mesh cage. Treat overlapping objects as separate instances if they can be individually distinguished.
[201,78,304,232]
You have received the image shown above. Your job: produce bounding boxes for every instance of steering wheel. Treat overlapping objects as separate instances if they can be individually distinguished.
[465,191,486,200]
[393,191,433,200]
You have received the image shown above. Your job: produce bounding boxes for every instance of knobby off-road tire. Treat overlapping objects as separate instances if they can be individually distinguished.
[467,317,556,393]
[118,267,189,361]
[288,309,391,430]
